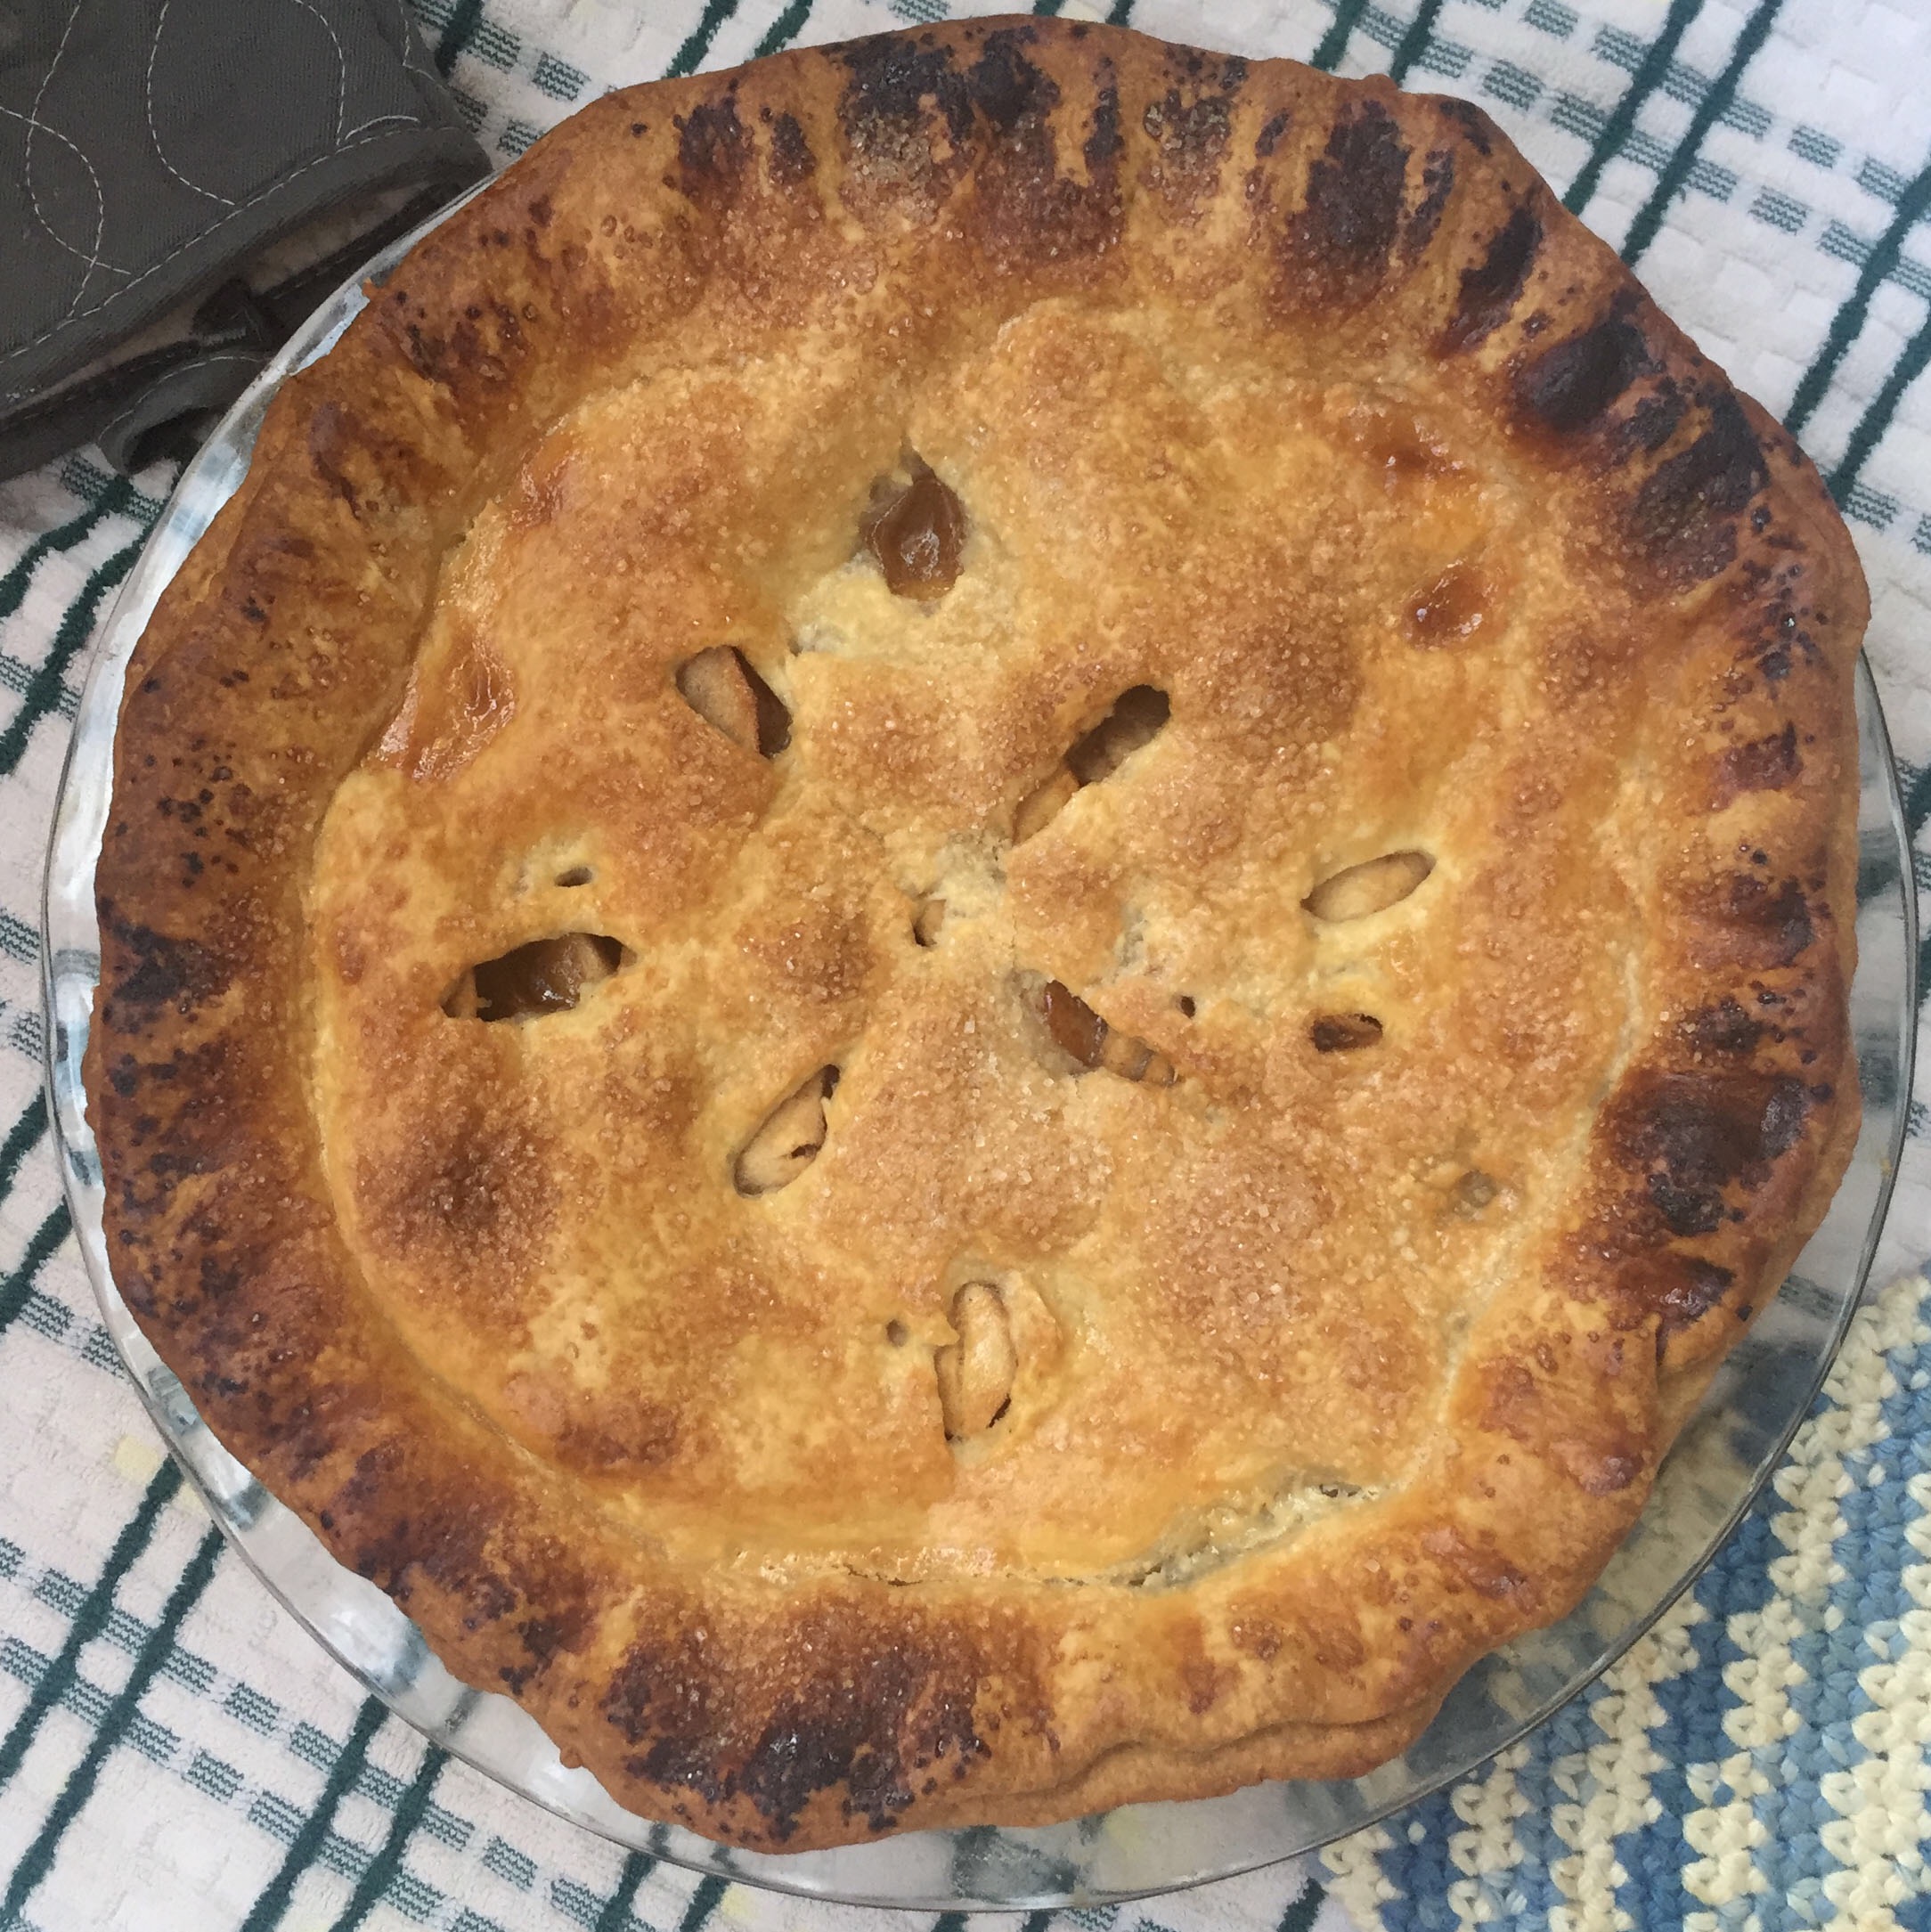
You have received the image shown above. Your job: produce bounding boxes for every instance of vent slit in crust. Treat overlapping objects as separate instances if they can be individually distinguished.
[443,933,624,1022]
[1014,685,1170,842]
[911,896,946,947]
[675,646,792,754]
[1303,850,1434,922]
[934,1283,1016,1439]
[733,1065,839,1196]
[1310,1012,1383,1052]
[1034,979,1176,1085]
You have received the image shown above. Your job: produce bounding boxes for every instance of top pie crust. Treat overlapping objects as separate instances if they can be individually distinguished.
[86,17,1865,1849]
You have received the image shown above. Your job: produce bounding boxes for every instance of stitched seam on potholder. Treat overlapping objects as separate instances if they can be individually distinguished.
[0,124,439,372]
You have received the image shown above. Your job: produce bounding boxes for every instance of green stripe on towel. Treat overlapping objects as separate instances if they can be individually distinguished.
[0,1093,48,1202]
[755,0,813,54]
[592,1852,658,1932]
[1562,0,1706,216]
[325,1740,450,1932]
[1786,160,1931,436]
[1621,0,1785,265]
[433,0,487,77]
[1827,307,1931,503]
[236,1700,390,1932]
[0,533,146,779]
[667,0,744,77]
[1279,1881,1327,1932]
[1310,0,1373,72]
[0,1203,73,1338]
[1389,0,1449,86]
[0,1461,183,1796]
[679,1874,729,1932]
[0,481,134,628]
[0,1525,224,1925]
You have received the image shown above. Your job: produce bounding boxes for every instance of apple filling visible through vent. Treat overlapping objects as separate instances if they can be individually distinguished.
[443,933,624,1023]
[862,455,966,599]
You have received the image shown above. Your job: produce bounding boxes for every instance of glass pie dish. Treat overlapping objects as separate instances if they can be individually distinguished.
[39,198,1916,1911]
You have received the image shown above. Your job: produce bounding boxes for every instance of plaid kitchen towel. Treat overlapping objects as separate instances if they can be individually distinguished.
[3,1,1931,1928]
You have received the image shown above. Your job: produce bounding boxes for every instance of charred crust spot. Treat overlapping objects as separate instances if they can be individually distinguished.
[678,97,749,201]
[1655,1256,1735,1344]
[1255,110,1290,158]
[330,1448,596,1671]
[605,1622,985,1838]
[1625,380,1685,454]
[1084,73,1123,171]
[835,29,1120,246]
[503,1610,591,1693]
[1143,81,1238,211]
[1440,204,1541,354]
[957,33,1122,265]
[1713,721,1801,808]
[965,28,1053,135]
[1679,997,1766,1058]
[1405,148,1455,257]
[1514,306,1650,434]
[1283,102,1409,307]
[1629,391,1768,584]
[1433,96,1495,156]
[767,110,816,185]
[1696,873,1815,970]
[307,401,363,511]
[1609,1070,1813,1237]
[198,1253,242,1299]
[102,916,230,1021]
[836,33,973,183]
[1742,586,1824,683]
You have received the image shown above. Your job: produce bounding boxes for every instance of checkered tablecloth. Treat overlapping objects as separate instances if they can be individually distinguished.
[4,2,1931,1928]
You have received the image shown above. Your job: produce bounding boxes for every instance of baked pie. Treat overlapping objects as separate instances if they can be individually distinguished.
[86,17,1865,1850]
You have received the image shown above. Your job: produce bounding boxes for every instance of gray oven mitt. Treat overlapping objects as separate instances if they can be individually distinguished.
[0,0,491,480]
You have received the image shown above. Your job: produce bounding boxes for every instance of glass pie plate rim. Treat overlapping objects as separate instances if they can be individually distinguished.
[37,192,1918,1912]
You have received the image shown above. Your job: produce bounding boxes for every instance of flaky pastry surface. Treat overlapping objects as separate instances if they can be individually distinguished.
[87,18,1864,1849]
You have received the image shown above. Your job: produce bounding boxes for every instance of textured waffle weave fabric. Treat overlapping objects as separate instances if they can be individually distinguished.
[2,2,1930,1928]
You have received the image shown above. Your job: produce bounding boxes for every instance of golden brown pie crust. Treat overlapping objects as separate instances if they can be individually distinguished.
[86,17,1866,1849]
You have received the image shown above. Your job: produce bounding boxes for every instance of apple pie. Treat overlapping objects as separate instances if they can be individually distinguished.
[86,16,1865,1850]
